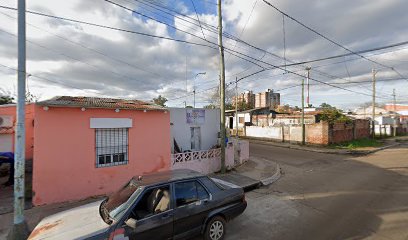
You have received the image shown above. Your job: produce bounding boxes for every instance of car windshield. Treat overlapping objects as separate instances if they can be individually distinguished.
[100,178,143,223]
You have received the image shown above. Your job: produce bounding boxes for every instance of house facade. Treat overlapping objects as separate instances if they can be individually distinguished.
[0,103,35,159]
[1,96,171,206]
[170,108,220,153]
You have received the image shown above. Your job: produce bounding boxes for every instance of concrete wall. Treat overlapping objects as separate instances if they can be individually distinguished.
[246,126,282,140]
[0,104,35,159]
[170,108,220,152]
[33,105,171,206]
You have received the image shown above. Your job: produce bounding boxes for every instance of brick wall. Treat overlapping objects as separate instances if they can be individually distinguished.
[245,119,370,145]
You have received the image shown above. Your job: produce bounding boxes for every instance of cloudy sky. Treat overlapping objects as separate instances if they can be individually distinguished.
[0,0,407,109]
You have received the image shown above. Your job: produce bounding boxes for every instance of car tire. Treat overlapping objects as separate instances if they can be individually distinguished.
[204,216,226,240]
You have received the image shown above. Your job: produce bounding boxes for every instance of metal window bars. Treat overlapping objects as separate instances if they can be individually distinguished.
[95,128,129,168]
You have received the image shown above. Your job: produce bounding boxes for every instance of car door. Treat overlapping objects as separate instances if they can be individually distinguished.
[114,185,174,240]
[173,180,212,238]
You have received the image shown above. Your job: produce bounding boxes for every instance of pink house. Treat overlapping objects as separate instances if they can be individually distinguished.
[0,103,35,159]
[1,96,171,206]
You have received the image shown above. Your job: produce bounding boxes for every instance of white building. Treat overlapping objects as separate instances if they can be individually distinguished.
[169,108,220,153]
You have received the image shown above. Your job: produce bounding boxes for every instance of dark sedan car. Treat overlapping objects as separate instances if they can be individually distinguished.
[28,169,247,240]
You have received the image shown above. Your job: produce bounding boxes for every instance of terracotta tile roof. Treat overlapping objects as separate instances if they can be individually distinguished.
[0,127,14,134]
[37,96,166,111]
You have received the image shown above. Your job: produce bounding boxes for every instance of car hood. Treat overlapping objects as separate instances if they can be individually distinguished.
[28,200,110,240]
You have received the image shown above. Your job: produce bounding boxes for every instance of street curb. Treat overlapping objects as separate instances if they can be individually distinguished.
[259,162,281,186]
[249,139,401,156]
[348,142,401,155]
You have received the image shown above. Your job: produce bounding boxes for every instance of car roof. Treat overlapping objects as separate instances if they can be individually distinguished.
[133,169,205,187]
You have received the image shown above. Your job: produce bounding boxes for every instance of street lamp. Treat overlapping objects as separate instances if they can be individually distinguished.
[193,72,206,108]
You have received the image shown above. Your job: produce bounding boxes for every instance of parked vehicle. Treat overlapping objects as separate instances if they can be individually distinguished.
[28,169,247,240]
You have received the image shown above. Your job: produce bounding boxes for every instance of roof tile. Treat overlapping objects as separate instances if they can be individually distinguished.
[37,96,166,111]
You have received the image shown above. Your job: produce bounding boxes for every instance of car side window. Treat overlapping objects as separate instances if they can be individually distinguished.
[196,181,209,200]
[175,181,197,207]
[175,181,209,207]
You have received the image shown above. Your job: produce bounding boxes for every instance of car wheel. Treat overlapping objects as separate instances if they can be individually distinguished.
[204,216,226,240]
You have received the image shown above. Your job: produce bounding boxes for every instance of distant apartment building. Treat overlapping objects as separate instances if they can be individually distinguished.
[233,89,280,109]
[255,89,280,109]
[232,91,255,108]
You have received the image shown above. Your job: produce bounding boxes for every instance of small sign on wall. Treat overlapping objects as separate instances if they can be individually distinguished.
[186,109,205,125]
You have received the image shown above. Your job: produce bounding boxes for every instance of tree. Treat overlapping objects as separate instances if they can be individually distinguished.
[0,95,14,105]
[0,88,14,105]
[236,100,251,111]
[153,95,168,107]
[206,86,235,108]
[276,104,291,113]
[319,108,352,124]
[319,102,335,109]
[25,91,39,103]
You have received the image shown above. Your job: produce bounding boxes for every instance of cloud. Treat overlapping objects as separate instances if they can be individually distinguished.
[0,0,407,109]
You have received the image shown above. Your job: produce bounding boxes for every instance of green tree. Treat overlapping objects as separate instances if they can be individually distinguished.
[152,95,168,107]
[319,102,335,109]
[0,95,14,105]
[319,108,352,124]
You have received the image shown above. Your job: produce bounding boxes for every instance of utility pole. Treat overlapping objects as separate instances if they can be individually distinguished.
[301,78,305,145]
[393,89,396,112]
[393,89,397,137]
[235,77,239,139]
[372,69,377,139]
[306,67,311,107]
[8,0,29,239]
[217,0,226,173]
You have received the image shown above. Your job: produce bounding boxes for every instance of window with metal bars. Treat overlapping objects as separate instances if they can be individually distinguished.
[95,128,129,168]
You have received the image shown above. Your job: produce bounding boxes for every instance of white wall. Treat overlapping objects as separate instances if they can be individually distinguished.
[170,108,220,153]
[227,113,250,129]
[246,126,282,139]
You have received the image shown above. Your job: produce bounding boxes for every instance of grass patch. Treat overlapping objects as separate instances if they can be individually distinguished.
[331,138,383,150]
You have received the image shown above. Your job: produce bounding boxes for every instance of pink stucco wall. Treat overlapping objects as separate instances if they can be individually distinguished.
[0,104,35,160]
[32,105,170,206]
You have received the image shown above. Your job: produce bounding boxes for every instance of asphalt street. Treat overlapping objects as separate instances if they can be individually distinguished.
[226,142,408,240]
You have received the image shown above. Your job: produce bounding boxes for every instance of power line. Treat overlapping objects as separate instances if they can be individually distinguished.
[0,5,214,48]
[0,11,169,79]
[190,0,206,40]
[261,0,408,81]
[0,3,396,99]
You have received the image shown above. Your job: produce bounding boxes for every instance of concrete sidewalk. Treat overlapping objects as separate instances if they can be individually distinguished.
[211,157,281,191]
[246,136,407,156]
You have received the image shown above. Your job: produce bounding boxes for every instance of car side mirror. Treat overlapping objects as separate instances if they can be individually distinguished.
[125,218,137,229]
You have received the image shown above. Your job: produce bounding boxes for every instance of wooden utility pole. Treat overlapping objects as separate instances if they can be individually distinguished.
[217,0,226,173]
[301,78,305,145]
[372,69,377,139]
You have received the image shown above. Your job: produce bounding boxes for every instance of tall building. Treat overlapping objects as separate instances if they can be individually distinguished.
[255,89,280,109]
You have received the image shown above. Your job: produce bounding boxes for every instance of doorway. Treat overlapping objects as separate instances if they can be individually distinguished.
[190,127,201,151]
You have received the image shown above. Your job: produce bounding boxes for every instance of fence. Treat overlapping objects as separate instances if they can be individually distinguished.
[171,144,237,174]
[245,120,371,145]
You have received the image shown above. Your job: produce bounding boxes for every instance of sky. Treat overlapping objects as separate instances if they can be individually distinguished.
[0,0,407,110]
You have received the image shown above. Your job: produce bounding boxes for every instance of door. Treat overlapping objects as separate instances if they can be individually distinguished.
[173,180,211,238]
[118,185,174,240]
[190,127,201,151]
